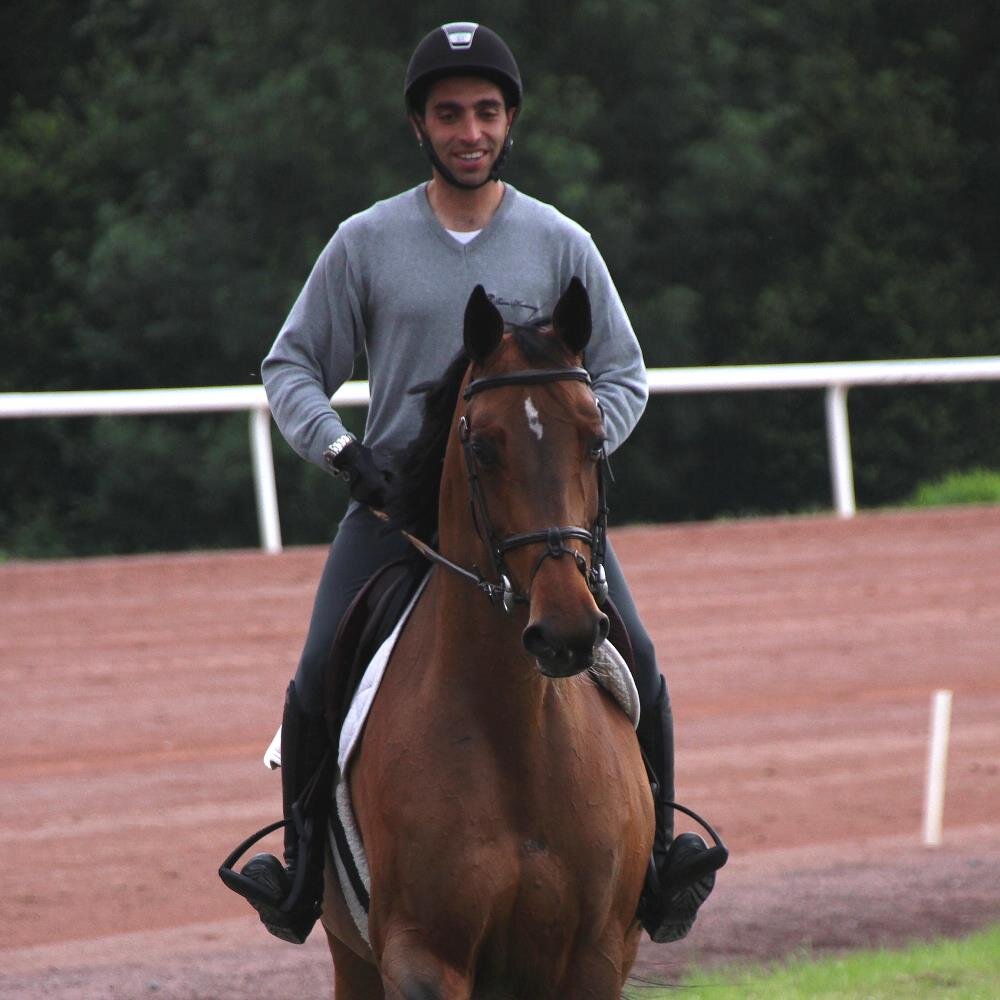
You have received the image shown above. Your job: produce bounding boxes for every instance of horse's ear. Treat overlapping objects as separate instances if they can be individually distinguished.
[552,276,591,355]
[463,285,505,363]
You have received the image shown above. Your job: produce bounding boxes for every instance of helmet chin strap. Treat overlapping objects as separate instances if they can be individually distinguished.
[413,114,517,191]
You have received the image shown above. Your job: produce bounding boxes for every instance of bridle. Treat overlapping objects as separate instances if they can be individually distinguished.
[404,366,610,613]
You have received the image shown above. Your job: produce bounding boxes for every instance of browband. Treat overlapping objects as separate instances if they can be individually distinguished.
[463,367,591,400]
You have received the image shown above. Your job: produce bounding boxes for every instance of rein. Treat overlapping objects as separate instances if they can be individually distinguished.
[403,365,610,614]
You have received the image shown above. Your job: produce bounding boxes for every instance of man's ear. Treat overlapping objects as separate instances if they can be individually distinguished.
[409,113,424,145]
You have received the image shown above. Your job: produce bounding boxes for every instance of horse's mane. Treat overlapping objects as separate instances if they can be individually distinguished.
[383,321,571,543]
[383,349,470,543]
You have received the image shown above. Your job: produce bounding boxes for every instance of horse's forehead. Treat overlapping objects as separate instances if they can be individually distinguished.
[471,377,599,434]
[472,330,578,382]
[493,329,559,369]
[463,331,599,431]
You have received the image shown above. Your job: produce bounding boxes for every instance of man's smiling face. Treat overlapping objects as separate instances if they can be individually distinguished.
[416,75,515,187]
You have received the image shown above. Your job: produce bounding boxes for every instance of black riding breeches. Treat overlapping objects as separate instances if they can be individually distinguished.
[601,538,666,710]
[293,505,669,717]
[293,505,412,714]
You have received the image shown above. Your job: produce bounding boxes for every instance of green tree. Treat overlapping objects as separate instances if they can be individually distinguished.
[2,0,998,555]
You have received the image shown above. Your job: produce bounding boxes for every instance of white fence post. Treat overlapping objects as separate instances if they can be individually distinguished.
[249,406,282,554]
[824,384,856,518]
[922,689,953,847]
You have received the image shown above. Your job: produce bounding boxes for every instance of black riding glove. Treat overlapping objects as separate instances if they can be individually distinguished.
[325,439,389,509]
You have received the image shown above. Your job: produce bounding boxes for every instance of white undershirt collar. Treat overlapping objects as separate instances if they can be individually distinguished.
[446,228,482,245]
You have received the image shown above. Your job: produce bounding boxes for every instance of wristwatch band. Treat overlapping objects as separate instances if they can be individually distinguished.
[323,433,356,475]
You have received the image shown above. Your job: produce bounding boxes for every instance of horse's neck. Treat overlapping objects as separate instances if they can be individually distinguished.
[423,570,556,746]
[428,568,530,675]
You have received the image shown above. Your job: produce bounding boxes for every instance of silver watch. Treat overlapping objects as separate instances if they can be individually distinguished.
[323,433,356,475]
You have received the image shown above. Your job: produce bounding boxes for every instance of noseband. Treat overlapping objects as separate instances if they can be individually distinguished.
[409,366,610,613]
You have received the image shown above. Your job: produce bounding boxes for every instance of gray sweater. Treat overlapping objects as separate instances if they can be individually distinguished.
[262,183,648,471]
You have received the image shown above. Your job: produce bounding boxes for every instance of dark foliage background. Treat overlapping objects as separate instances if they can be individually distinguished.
[2,0,998,556]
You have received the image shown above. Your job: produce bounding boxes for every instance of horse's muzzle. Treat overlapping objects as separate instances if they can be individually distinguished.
[522,612,609,678]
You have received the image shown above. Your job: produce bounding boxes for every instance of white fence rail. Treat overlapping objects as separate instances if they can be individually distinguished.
[2,356,998,553]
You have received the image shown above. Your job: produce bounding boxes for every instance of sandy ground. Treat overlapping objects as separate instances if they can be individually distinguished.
[2,507,998,998]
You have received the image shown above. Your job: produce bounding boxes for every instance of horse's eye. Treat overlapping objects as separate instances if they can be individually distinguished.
[588,439,606,462]
[471,437,498,465]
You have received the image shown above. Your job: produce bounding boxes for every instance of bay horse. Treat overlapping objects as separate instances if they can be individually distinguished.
[320,279,653,999]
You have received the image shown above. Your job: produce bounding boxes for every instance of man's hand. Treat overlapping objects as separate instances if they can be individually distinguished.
[324,437,390,509]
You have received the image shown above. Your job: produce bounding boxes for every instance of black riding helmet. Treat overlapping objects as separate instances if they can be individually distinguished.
[404,22,522,189]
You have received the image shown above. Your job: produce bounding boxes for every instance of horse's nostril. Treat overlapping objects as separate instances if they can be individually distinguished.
[522,613,608,674]
[597,613,610,643]
[522,624,552,659]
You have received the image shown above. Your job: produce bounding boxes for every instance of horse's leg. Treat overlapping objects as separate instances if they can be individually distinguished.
[554,967,627,999]
[325,928,385,1000]
[377,937,472,1000]
[551,939,636,1000]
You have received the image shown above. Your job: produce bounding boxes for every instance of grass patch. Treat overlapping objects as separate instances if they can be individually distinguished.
[627,924,1000,999]
[908,468,1000,507]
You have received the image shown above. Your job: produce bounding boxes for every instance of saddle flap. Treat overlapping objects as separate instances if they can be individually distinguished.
[324,555,426,737]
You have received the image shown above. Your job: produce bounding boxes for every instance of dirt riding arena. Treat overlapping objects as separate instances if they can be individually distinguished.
[3,507,999,998]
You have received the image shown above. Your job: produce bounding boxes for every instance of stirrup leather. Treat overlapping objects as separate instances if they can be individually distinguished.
[218,745,333,944]
[218,813,322,944]
[639,801,729,943]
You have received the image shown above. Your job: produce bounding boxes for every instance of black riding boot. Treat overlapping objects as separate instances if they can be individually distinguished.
[637,675,724,943]
[238,680,330,944]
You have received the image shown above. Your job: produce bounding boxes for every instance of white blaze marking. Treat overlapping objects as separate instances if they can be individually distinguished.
[524,396,544,441]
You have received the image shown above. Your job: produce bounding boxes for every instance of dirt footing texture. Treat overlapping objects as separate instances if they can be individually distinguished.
[3,508,998,997]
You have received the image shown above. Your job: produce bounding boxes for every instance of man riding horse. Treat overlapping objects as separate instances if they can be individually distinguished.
[224,21,724,947]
